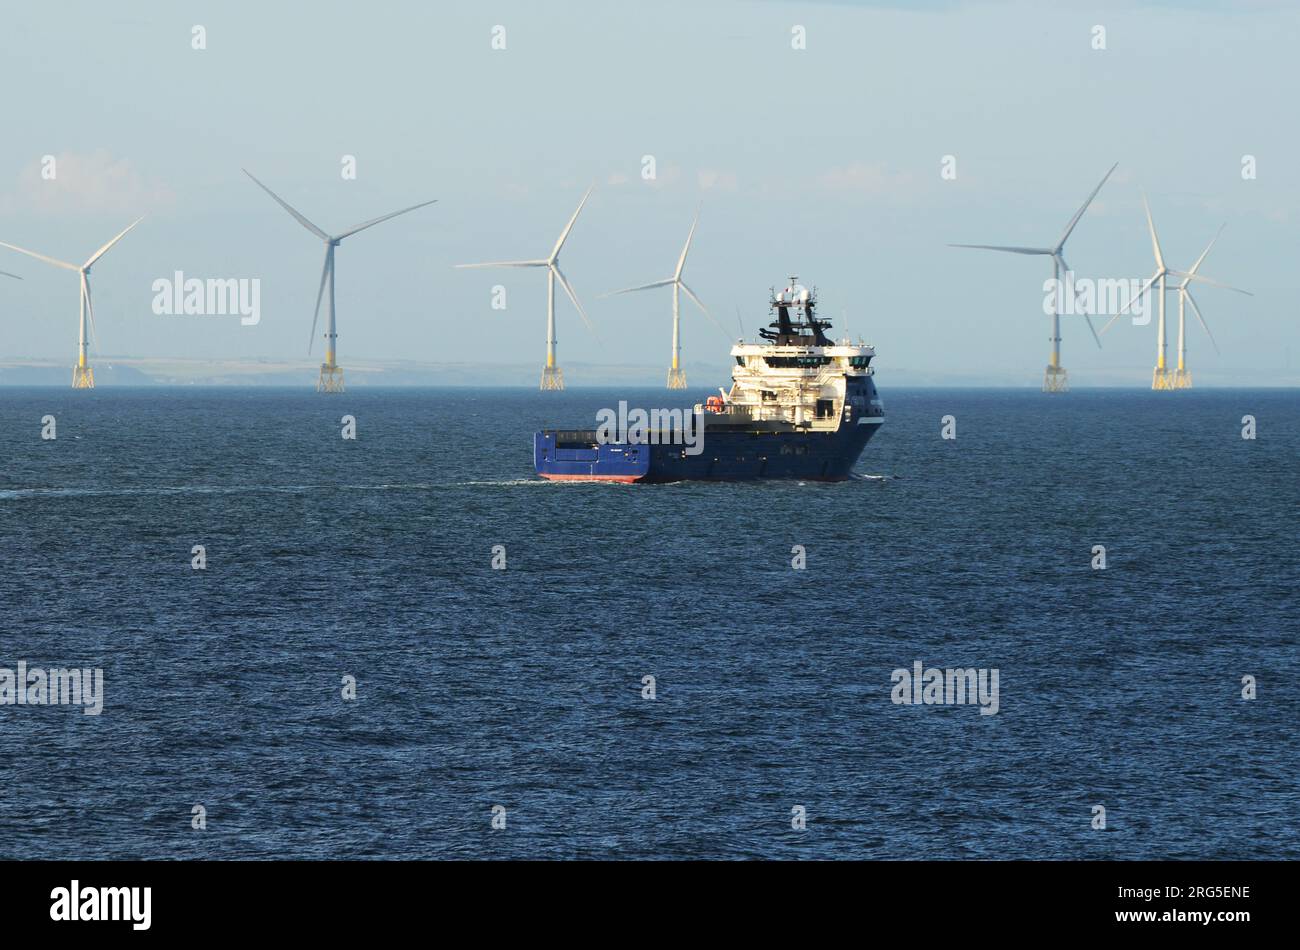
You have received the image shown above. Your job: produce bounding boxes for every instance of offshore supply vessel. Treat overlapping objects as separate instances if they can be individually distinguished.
[534,279,884,482]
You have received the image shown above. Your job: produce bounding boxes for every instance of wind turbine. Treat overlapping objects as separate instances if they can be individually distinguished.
[601,209,726,389]
[244,169,436,393]
[455,187,594,391]
[0,219,143,389]
[1100,198,1249,390]
[950,162,1117,393]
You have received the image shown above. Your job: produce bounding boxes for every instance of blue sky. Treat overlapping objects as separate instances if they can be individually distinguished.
[0,0,1295,384]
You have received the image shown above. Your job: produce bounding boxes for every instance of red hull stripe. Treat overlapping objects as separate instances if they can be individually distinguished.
[538,473,642,483]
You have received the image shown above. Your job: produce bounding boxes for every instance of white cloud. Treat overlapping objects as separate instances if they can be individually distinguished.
[816,161,915,196]
[697,168,739,192]
[5,149,174,215]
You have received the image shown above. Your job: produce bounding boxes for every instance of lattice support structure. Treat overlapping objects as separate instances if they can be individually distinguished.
[540,365,564,391]
[318,364,345,393]
[1042,365,1068,393]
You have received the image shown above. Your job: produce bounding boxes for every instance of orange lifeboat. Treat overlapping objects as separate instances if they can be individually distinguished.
[705,395,726,413]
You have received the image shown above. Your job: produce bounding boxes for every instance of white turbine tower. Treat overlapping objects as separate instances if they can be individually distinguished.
[455,187,594,391]
[1100,198,1248,390]
[244,170,436,393]
[602,209,727,389]
[1173,226,1237,389]
[0,219,143,389]
[950,162,1117,393]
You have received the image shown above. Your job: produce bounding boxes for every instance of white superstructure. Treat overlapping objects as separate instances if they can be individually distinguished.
[706,279,881,431]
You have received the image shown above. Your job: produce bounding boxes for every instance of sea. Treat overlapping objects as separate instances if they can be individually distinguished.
[0,386,1296,859]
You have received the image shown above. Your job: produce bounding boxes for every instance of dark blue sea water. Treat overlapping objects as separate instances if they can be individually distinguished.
[1,387,1296,859]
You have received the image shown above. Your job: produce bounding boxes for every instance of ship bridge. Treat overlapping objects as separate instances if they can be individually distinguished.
[711,278,881,430]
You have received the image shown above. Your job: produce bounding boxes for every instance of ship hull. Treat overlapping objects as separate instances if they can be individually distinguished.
[534,335,884,483]
[534,418,882,483]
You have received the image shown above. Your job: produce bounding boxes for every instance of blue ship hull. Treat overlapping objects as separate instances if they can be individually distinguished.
[535,406,883,483]
[535,344,883,483]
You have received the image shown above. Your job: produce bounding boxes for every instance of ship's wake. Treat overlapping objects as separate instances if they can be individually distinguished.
[0,482,443,501]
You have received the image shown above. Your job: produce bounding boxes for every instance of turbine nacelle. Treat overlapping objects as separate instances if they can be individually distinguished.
[243,169,436,360]
[0,217,145,382]
[949,162,1117,357]
[600,208,728,341]
[1100,204,1253,337]
[453,186,598,385]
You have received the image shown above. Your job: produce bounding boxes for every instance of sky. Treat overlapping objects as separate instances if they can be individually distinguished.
[0,0,1296,385]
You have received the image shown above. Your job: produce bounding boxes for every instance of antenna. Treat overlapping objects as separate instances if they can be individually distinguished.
[734,305,744,340]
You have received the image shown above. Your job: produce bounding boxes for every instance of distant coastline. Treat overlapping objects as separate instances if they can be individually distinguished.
[1,357,1294,388]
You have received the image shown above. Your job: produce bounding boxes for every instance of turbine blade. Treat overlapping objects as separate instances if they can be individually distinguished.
[1169,270,1253,295]
[552,264,595,336]
[0,241,79,272]
[599,278,674,298]
[309,249,331,355]
[1184,224,1225,278]
[1055,162,1117,250]
[1185,290,1220,355]
[675,209,700,280]
[1083,311,1102,349]
[84,217,144,269]
[453,260,548,269]
[947,244,1053,255]
[1142,192,1164,270]
[1101,271,1158,334]
[335,199,437,240]
[0,270,21,280]
[243,169,330,241]
[679,280,730,339]
[549,185,593,261]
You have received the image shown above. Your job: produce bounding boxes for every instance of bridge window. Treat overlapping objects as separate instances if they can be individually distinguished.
[765,356,831,368]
